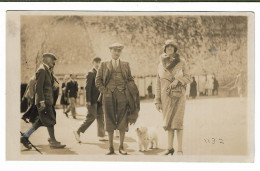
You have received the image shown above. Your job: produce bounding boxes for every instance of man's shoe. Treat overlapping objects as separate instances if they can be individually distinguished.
[119,146,127,155]
[106,147,115,155]
[48,138,61,144]
[21,116,29,123]
[73,116,77,119]
[99,136,108,141]
[20,136,32,149]
[63,112,69,118]
[73,131,81,143]
[49,140,66,149]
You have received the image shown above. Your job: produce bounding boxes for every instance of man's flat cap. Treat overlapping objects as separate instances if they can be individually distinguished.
[109,43,124,50]
[43,53,57,60]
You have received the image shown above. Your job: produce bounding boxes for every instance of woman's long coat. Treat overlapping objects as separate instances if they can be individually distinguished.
[155,56,191,130]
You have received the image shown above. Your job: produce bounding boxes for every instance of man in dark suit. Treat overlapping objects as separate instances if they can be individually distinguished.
[96,43,135,155]
[64,73,78,119]
[73,57,107,142]
[20,53,66,149]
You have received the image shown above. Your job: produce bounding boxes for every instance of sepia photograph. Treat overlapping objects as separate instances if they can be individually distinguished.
[6,11,254,162]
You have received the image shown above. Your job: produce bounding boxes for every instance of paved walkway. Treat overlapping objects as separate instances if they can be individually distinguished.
[21,97,248,156]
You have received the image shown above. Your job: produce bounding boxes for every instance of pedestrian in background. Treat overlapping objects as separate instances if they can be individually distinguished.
[185,83,190,99]
[64,73,78,119]
[190,76,197,99]
[207,76,214,96]
[213,77,219,96]
[60,75,70,116]
[147,82,153,98]
[232,70,246,98]
[199,76,206,96]
[73,57,107,142]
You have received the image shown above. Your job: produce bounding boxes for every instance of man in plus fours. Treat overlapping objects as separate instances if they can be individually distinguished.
[20,53,66,149]
[95,43,135,155]
[73,57,107,143]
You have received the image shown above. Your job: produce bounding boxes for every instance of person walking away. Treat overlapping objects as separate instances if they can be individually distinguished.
[20,53,66,149]
[73,57,107,142]
[60,75,70,116]
[154,40,191,155]
[190,77,197,99]
[64,73,78,119]
[96,43,135,155]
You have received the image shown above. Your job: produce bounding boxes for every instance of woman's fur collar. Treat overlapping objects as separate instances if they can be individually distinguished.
[160,53,180,71]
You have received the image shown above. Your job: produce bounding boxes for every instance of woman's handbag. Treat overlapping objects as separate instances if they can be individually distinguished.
[165,68,185,98]
[166,82,183,98]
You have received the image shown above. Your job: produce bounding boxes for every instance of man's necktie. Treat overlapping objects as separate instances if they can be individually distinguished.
[113,60,118,70]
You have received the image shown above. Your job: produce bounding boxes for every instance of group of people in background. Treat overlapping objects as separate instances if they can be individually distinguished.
[202,76,219,96]
[204,76,219,96]
[186,75,219,99]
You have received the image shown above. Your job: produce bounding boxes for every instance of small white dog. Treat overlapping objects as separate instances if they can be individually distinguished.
[135,126,158,151]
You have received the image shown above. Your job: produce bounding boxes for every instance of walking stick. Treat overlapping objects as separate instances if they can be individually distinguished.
[20,131,43,155]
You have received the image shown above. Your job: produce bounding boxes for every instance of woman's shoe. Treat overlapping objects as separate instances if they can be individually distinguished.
[164,148,174,155]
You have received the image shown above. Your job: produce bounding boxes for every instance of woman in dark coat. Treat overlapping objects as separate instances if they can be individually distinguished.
[190,77,197,99]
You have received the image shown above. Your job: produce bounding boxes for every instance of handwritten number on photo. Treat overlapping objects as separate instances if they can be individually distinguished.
[204,138,224,144]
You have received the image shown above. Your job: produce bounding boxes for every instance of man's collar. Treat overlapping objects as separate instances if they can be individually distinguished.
[43,63,50,70]
[111,58,120,63]
[93,67,98,72]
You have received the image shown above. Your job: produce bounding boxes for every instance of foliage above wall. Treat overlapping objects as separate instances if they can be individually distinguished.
[21,15,247,85]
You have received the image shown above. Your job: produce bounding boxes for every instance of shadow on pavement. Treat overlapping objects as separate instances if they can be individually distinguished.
[124,136,136,143]
[73,118,85,121]
[21,148,32,152]
[80,141,136,153]
[36,145,78,155]
[139,148,165,155]
[81,141,110,150]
